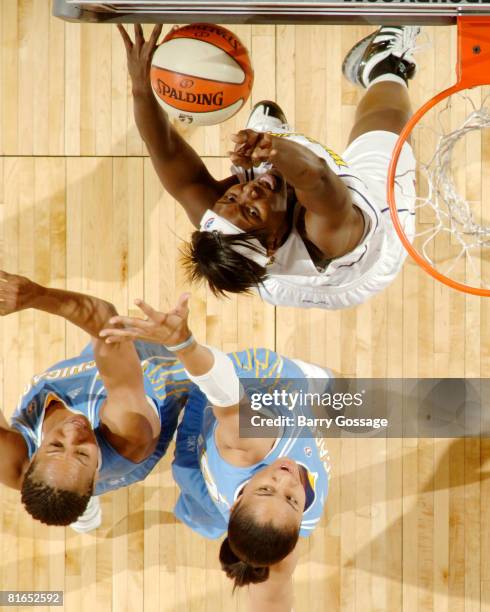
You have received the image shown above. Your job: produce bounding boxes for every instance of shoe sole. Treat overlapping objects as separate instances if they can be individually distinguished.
[342,31,379,87]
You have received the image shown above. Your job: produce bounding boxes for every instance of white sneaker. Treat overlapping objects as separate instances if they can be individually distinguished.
[69,496,102,534]
[245,100,291,133]
[342,26,421,88]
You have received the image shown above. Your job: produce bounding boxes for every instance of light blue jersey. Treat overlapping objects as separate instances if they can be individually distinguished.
[173,348,332,539]
[11,342,192,495]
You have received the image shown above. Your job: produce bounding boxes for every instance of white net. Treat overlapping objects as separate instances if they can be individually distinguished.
[397,87,490,290]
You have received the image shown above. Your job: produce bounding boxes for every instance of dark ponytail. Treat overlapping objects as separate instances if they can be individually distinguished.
[219,500,299,589]
[219,537,269,589]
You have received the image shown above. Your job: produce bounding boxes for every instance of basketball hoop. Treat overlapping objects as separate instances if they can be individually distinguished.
[388,16,490,296]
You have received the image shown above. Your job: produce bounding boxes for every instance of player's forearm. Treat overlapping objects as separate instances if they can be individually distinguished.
[175,341,241,409]
[132,87,176,158]
[271,137,350,209]
[269,137,322,186]
[132,88,218,226]
[174,341,214,376]
[28,286,117,338]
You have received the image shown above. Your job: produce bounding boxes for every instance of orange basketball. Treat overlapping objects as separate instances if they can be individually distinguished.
[150,23,254,126]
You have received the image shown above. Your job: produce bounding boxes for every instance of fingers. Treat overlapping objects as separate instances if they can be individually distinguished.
[234,143,250,156]
[134,23,144,47]
[243,145,271,166]
[148,23,163,49]
[251,150,271,166]
[251,136,273,164]
[101,336,132,345]
[261,133,272,145]
[230,132,249,145]
[103,315,153,331]
[229,152,253,169]
[134,299,165,323]
[230,131,272,168]
[99,328,141,344]
[230,140,253,159]
[253,134,272,155]
[117,24,133,53]
[174,293,191,317]
[230,129,260,149]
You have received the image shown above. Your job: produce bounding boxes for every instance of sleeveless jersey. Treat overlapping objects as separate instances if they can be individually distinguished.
[232,128,415,310]
[10,341,192,495]
[172,348,332,539]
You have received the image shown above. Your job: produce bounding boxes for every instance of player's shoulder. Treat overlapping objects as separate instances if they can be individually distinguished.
[226,347,284,376]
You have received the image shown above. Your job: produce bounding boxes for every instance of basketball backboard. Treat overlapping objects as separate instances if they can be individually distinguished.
[53,0,490,26]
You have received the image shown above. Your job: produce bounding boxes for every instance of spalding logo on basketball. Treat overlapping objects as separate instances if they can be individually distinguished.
[150,23,254,126]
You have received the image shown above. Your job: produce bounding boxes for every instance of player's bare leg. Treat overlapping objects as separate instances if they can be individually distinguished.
[343,26,420,143]
[348,82,412,142]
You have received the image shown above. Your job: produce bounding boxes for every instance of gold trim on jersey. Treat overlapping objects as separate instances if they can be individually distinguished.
[267,131,348,168]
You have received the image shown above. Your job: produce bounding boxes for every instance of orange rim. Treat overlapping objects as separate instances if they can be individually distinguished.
[387,16,490,297]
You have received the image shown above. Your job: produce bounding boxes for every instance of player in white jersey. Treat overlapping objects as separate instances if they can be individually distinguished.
[121,24,419,309]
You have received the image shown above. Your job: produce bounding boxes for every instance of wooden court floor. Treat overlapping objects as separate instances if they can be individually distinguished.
[1,2,490,611]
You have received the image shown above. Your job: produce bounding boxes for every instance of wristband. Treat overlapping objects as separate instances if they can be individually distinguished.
[165,334,196,353]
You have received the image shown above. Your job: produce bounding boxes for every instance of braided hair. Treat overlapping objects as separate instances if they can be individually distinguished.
[21,460,94,526]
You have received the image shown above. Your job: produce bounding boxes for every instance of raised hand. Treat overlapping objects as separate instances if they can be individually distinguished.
[0,270,40,316]
[229,129,277,169]
[117,23,163,95]
[99,293,192,347]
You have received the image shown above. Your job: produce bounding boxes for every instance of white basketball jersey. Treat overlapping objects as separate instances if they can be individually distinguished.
[232,129,413,310]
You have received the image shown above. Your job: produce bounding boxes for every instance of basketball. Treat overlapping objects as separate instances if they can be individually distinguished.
[150,23,254,126]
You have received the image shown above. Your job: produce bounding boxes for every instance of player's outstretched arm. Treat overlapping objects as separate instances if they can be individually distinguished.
[119,24,236,227]
[99,294,220,382]
[0,270,121,486]
[0,270,158,461]
[99,296,250,447]
[0,410,28,490]
[0,270,117,338]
